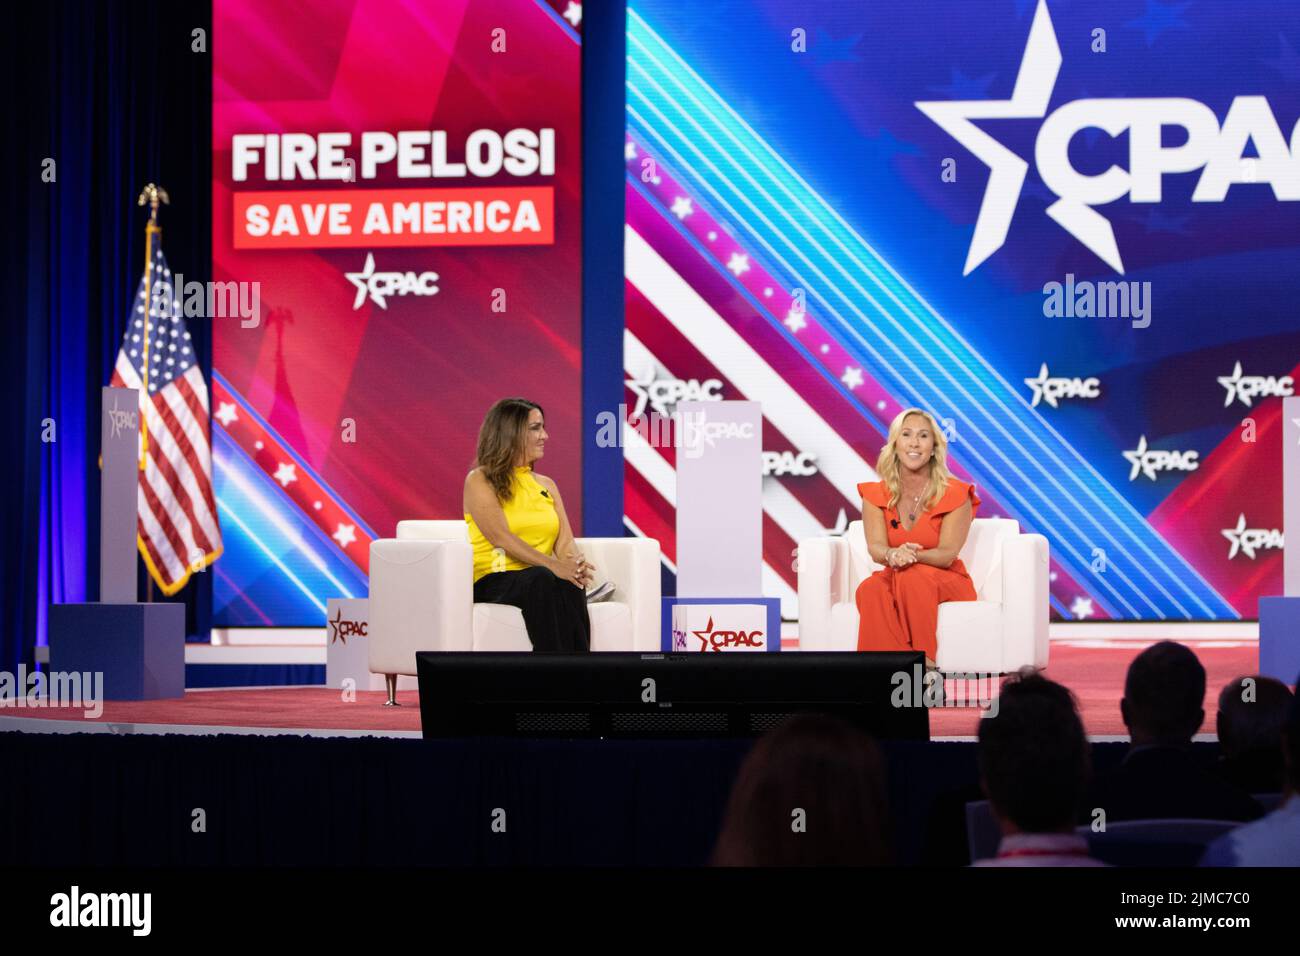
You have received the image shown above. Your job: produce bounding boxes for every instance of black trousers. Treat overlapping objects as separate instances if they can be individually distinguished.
[473,566,591,652]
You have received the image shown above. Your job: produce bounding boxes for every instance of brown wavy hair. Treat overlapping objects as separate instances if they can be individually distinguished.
[475,398,543,501]
[711,714,892,866]
[875,407,953,512]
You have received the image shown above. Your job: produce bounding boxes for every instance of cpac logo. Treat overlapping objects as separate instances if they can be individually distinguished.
[344,253,439,310]
[1122,435,1199,481]
[106,395,138,439]
[328,607,368,644]
[762,450,819,477]
[691,616,766,652]
[694,420,755,448]
[1024,363,1100,408]
[1217,361,1294,408]
[1221,514,1284,560]
[918,0,1300,275]
[625,368,723,418]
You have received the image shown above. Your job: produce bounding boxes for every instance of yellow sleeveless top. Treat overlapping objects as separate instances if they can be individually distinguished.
[465,466,560,582]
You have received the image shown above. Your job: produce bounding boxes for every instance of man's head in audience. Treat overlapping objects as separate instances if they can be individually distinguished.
[978,673,1089,834]
[1120,641,1205,747]
[1217,674,1293,761]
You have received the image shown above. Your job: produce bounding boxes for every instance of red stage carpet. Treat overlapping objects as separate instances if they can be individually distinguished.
[0,641,1258,739]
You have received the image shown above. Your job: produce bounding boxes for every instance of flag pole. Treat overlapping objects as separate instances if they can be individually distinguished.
[136,183,170,602]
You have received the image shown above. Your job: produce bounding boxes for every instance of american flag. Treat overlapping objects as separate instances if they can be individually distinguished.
[110,222,222,594]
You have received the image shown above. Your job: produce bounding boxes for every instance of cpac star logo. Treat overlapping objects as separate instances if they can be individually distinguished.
[1121,435,1199,481]
[1024,363,1100,408]
[328,607,368,644]
[625,367,723,418]
[1217,361,1295,408]
[106,394,138,440]
[344,253,439,310]
[692,615,765,652]
[1221,513,1284,560]
[917,0,1300,275]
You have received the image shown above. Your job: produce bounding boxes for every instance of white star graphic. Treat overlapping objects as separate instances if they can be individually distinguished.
[914,0,1111,274]
[823,508,849,536]
[1217,361,1247,407]
[1069,596,1094,620]
[1024,363,1053,408]
[1221,513,1248,559]
[344,253,380,310]
[726,252,750,276]
[784,309,808,333]
[1121,435,1152,481]
[841,367,865,390]
[670,196,693,219]
[332,523,357,548]
[562,1,582,28]
[624,141,637,161]
[273,462,298,487]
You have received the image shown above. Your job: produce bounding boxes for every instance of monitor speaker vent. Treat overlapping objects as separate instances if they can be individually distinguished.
[610,712,728,734]
[514,712,592,733]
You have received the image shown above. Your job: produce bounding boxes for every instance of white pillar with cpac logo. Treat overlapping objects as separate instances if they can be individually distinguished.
[675,400,763,597]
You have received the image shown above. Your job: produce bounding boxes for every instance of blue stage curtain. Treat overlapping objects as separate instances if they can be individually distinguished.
[0,1,213,673]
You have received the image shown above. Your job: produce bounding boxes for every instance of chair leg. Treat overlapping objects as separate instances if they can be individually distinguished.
[383,674,400,707]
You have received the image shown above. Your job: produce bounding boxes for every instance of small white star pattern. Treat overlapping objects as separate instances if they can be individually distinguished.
[624,141,637,161]
[1069,596,1094,620]
[214,402,238,427]
[726,252,750,276]
[670,196,693,219]
[562,2,581,28]
[841,367,864,390]
[332,523,357,548]
[273,462,298,487]
[784,309,807,333]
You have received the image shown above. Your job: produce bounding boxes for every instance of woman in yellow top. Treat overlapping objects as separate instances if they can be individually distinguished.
[463,398,593,651]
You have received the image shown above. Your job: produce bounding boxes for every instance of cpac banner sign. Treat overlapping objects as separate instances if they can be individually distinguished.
[919,0,1300,275]
[671,604,769,653]
[663,597,782,653]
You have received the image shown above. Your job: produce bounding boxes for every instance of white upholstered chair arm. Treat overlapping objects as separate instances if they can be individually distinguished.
[797,535,850,652]
[576,536,661,651]
[999,532,1050,671]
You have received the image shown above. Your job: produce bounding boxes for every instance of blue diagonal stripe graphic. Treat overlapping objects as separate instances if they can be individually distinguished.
[627,8,1237,620]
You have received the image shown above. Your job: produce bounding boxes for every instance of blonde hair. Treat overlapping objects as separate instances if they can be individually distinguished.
[875,408,953,512]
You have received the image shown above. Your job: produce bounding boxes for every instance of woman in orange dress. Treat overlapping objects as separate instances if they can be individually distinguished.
[855,408,980,668]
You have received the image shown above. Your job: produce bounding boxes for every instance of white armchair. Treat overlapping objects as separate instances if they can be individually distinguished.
[369,520,661,702]
[797,518,1049,673]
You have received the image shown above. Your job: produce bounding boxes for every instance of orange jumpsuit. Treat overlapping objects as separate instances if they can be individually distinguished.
[855,478,981,660]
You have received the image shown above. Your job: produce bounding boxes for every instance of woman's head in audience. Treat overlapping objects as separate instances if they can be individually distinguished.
[978,673,1090,833]
[712,713,891,866]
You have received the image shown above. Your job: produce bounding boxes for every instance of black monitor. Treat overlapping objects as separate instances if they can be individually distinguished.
[416,651,929,739]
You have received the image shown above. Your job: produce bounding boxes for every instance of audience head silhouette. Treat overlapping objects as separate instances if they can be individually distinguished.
[712,714,891,866]
[1286,675,1300,796]
[1120,641,1205,747]
[978,672,1089,833]
[1217,674,1293,761]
